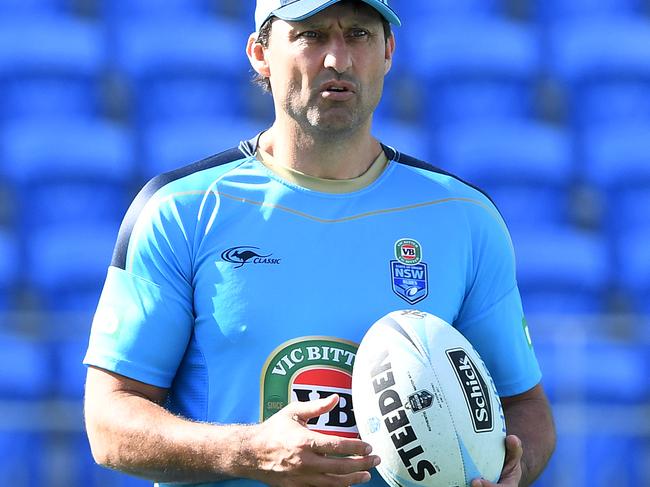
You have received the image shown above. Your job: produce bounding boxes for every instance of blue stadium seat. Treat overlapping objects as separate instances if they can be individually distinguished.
[103,0,214,20]
[2,119,134,229]
[534,0,645,22]
[54,339,89,399]
[0,228,19,310]
[373,119,431,161]
[0,0,72,15]
[617,229,650,315]
[0,334,53,399]
[512,228,610,314]
[112,18,251,124]
[582,123,650,231]
[142,118,262,178]
[404,19,541,124]
[548,18,650,128]
[70,431,153,486]
[392,0,504,22]
[575,81,650,127]
[0,15,106,120]
[25,223,115,312]
[535,339,649,402]
[0,432,46,487]
[436,120,573,229]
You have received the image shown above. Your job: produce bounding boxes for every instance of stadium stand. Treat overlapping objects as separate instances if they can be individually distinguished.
[373,119,432,162]
[547,17,650,129]
[533,0,646,21]
[392,0,506,21]
[0,15,106,120]
[435,120,574,229]
[0,228,19,311]
[403,17,541,124]
[110,17,251,125]
[1,119,134,230]
[582,123,650,229]
[512,228,610,314]
[141,117,262,179]
[25,222,116,312]
[102,0,215,20]
[0,0,73,15]
[617,229,650,315]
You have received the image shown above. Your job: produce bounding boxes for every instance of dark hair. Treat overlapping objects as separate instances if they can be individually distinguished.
[252,12,392,93]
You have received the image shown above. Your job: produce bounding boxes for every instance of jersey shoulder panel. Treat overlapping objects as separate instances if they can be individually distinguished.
[112,146,250,269]
[384,145,499,209]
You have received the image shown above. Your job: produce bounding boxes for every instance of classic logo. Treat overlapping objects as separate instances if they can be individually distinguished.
[395,239,422,265]
[261,337,359,438]
[446,348,494,433]
[221,246,281,269]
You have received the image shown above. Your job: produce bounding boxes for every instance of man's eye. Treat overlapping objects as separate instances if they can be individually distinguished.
[350,29,369,38]
[299,31,320,39]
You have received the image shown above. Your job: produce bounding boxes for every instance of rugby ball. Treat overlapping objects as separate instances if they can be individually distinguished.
[352,310,506,487]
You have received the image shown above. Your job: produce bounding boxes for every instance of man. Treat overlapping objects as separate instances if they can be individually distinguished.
[83,1,556,486]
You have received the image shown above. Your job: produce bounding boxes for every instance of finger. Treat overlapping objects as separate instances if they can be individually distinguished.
[503,435,523,466]
[502,435,523,471]
[310,434,374,457]
[309,470,374,487]
[309,451,381,475]
[287,394,340,423]
[497,435,523,484]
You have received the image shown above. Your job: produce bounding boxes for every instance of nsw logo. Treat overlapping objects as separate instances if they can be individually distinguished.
[221,246,281,269]
[390,261,428,305]
[405,389,434,413]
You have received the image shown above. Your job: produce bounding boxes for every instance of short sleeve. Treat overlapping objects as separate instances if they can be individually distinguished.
[455,199,541,397]
[83,180,196,388]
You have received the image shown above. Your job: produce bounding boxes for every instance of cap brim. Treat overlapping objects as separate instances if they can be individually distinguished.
[273,0,401,27]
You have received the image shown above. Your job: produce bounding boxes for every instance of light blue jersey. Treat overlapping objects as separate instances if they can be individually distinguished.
[84,135,541,487]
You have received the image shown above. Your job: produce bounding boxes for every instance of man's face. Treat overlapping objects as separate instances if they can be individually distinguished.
[263,2,394,136]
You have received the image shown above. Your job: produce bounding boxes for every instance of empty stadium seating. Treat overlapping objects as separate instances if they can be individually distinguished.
[0,15,107,120]
[142,117,262,178]
[404,18,541,123]
[435,120,574,229]
[111,17,251,125]
[547,18,650,129]
[2,119,134,230]
[512,228,610,314]
[0,228,19,311]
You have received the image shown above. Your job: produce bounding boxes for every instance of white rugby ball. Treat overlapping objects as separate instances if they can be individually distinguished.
[352,310,506,487]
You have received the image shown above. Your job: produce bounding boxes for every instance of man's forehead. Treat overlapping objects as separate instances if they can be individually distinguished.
[285,2,382,27]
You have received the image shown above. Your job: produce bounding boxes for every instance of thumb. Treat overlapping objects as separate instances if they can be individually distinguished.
[286,393,340,423]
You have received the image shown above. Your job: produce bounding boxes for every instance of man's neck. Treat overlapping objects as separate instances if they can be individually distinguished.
[258,119,383,180]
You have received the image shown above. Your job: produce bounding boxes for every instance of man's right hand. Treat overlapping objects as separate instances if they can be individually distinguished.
[243,394,381,486]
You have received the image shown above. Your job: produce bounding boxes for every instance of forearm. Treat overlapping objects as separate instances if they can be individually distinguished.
[85,392,256,483]
[502,389,556,486]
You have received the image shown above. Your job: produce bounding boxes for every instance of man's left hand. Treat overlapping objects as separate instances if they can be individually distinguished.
[471,435,523,487]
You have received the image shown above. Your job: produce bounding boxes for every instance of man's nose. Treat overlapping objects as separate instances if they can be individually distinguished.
[323,34,353,74]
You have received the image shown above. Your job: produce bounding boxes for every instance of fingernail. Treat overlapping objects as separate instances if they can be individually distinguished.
[372,456,381,467]
[365,445,373,455]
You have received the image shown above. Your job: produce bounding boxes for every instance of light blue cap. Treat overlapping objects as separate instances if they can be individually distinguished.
[255,0,401,31]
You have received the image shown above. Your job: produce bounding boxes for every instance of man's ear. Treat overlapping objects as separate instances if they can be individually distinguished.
[247,33,271,78]
[384,34,396,75]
